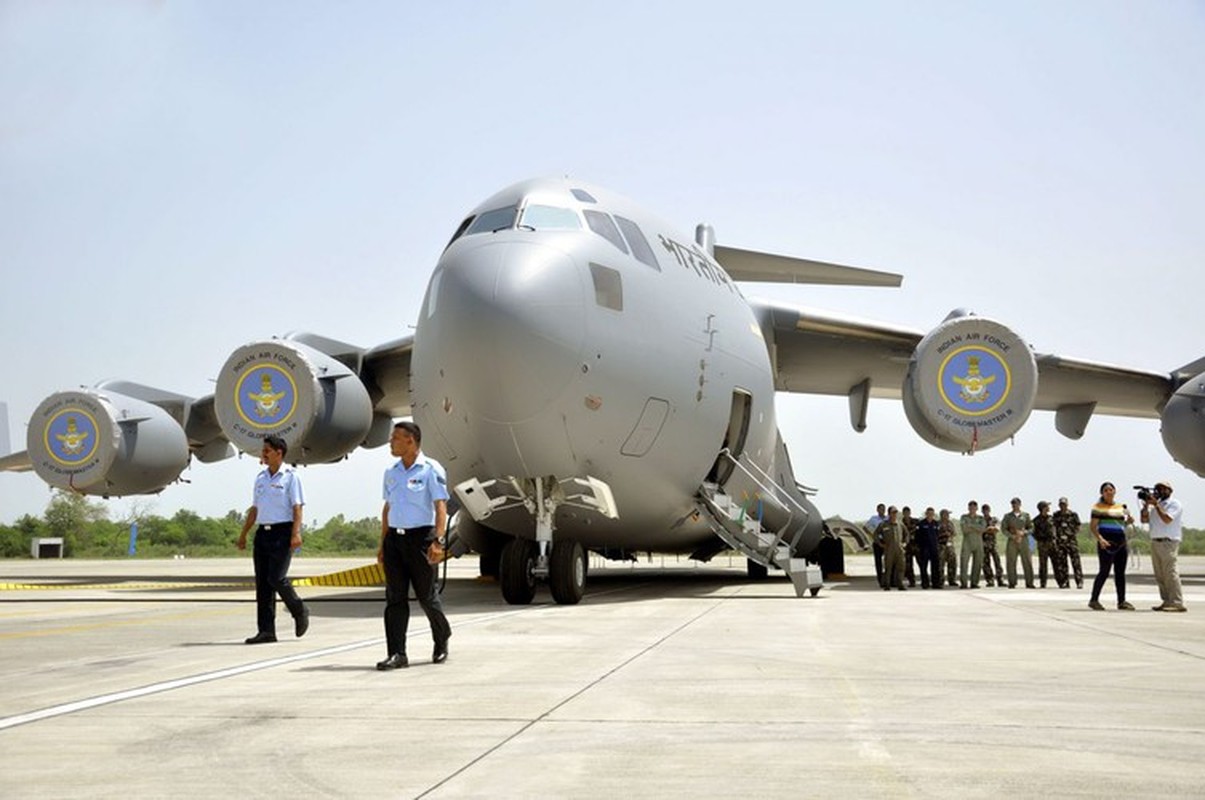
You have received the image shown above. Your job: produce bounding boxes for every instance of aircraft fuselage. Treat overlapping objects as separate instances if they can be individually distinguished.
[408,178,797,553]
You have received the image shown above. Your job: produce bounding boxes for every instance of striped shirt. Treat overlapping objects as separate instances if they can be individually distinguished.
[1091,502,1128,538]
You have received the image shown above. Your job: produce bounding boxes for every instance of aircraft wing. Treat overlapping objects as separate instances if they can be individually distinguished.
[0,451,32,473]
[361,333,414,417]
[715,245,902,287]
[754,299,1176,429]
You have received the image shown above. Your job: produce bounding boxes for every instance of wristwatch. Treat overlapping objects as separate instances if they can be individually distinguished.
[436,536,446,544]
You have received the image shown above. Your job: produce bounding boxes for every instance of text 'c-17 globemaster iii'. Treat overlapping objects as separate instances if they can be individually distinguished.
[3,178,1203,604]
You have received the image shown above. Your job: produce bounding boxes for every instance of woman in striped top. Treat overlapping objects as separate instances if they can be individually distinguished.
[1088,482,1135,610]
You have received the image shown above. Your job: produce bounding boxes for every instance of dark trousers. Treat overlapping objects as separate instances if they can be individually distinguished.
[383,528,451,656]
[1090,538,1128,604]
[253,526,305,635]
[918,546,940,588]
[873,542,885,588]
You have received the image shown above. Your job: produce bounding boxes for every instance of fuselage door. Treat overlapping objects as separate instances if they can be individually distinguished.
[707,388,752,487]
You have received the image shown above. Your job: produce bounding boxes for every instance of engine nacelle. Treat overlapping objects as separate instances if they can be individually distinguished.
[214,338,373,464]
[27,389,190,496]
[1160,372,1205,477]
[902,312,1038,452]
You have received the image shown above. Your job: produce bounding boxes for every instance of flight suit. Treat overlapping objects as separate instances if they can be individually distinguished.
[958,513,985,588]
[875,520,907,590]
[915,517,941,589]
[1003,510,1035,588]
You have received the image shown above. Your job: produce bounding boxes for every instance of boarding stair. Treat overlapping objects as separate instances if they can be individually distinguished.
[697,450,823,597]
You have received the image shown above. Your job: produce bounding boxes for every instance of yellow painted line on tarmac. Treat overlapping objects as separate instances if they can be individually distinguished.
[0,563,384,592]
[293,562,384,587]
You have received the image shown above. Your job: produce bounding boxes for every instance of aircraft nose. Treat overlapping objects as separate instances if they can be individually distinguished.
[426,239,586,424]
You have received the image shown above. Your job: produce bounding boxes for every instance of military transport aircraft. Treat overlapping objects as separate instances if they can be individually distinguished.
[3,178,1202,604]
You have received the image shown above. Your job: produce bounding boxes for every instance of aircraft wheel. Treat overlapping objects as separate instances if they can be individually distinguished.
[746,559,769,580]
[477,532,503,579]
[549,540,586,605]
[500,538,538,605]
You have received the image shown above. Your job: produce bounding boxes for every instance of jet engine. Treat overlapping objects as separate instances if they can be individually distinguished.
[902,312,1038,452]
[1160,373,1205,477]
[214,336,374,463]
[26,388,190,496]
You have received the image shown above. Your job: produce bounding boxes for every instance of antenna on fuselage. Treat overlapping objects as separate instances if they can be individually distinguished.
[695,223,715,256]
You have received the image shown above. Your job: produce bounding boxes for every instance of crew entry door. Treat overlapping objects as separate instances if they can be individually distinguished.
[708,389,752,487]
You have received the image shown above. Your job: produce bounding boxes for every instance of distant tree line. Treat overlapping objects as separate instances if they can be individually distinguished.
[0,491,380,558]
[2,491,1204,559]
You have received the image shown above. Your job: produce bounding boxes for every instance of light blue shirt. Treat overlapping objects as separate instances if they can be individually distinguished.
[383,453,449,529]
[253,466,304,524]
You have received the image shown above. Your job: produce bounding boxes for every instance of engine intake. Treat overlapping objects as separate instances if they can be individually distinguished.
[27,389,190,496]
[214,338,373,463]
[902,312,1038,452]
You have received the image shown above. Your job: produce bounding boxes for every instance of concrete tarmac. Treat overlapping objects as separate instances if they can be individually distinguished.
[1,553,1203,798]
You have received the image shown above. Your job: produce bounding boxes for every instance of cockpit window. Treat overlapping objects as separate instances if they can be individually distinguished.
[465,205,518,235]
[584,210,629,255]
[571,188,597,203]
[614,216,660,270]
[444,216,474,250]
[519,204,582,231]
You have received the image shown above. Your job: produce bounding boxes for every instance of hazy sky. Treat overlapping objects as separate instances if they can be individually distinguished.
[2,1,1203,528]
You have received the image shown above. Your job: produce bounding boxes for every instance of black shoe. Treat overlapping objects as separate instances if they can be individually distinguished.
[433,640,448,664]
[1088,600,1105,611]
[295,606,309,638]
[245,632,277,644]
[376,653,408,670]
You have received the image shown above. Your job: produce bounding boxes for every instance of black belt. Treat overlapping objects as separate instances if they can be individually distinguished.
[388,526,433,535]
[1152,537,1174,543]
[258,522,291,531]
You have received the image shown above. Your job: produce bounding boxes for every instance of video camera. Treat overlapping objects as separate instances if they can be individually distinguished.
[1134,485,1162,503]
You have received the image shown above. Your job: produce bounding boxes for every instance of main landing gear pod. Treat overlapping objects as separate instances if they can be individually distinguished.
[27,389,190,496]
[902,312,1038,452]
[215,338,373,464]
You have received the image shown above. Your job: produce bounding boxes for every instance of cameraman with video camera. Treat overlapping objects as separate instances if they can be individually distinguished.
[1139,481,1187,613]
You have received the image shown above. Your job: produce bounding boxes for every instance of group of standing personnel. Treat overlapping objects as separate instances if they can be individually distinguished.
[236,422,455,667]
[864,483,1187,613]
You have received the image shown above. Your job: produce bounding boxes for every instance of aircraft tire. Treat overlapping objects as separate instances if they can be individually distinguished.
[477,532,503,579]
[549,540,586,605]
[500,538,538,605]
[746,560,769,580]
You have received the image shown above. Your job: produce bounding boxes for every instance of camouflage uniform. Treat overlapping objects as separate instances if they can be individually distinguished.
[874,517,907,590]
[981,508,1004,587]
[938,512,959,587]
[901,510,919,587]
[1032,509,1057,588]
[1052,506,1083,589]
